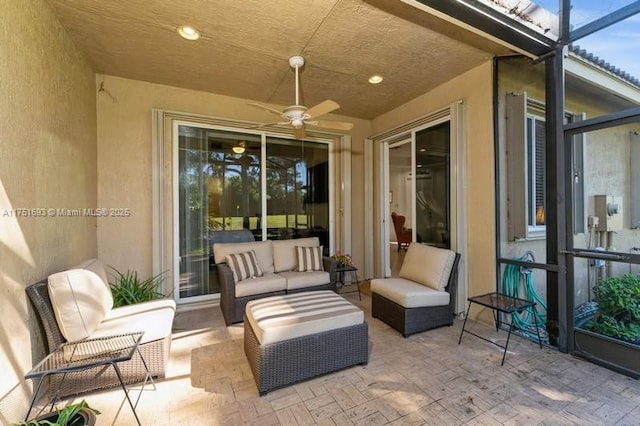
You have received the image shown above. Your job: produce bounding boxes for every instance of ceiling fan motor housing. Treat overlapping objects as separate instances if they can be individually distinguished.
[289,55,304,69]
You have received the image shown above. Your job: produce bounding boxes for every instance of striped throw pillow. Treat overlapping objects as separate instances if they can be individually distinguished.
[296,246,323,272]
[225,250,263,282]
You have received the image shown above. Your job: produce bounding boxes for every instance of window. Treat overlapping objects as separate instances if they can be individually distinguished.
[527,114,546,234]
[507,92,584,240]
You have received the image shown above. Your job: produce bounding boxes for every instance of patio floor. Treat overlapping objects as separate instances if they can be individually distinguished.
[58,288,640,425]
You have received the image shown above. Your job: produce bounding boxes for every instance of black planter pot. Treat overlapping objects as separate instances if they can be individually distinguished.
[32,408,97,426]
[574,328,640,379]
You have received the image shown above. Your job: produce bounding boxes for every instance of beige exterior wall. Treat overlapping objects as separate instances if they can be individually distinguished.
[0,0,97,420]
[371,61,496,320]
[497,56,640,310]
[96,76,370,286]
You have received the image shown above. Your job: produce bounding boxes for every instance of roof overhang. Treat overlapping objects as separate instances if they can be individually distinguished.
[401,0,557,58]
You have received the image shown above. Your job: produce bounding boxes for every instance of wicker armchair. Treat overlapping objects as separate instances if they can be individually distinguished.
[371,243,461,337]
[26,280,172,398]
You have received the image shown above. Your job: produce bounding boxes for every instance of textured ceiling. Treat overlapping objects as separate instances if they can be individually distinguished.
[46,0,514,119]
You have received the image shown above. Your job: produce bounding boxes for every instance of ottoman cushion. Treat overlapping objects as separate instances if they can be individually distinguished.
[245,290,363,345]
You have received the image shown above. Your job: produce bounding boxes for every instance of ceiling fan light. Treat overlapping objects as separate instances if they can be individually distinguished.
[291,118,304,128]
[368,74,383,84]
[177,26,200,40]
[232,141,246,154]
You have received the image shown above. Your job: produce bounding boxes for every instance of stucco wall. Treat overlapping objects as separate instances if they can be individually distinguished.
[371,61,496,319]
[0,0,97,420]
[96,76,371,284]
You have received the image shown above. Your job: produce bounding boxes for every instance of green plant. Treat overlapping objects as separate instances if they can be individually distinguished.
[11,400,100,426]
[585,274,640,343]
[108,267,168,307]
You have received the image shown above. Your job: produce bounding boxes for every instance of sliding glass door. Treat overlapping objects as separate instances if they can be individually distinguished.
[176,124,331,302]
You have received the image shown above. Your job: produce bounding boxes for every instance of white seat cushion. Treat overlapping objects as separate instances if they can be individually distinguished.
[235,272,286,297]
[93,300,175,344]
[278,270,330,290]
[399,243,456,291]
[245,291,363,345]
[371,278,450,308]
[272,237,320,272]
[48,269,112,341]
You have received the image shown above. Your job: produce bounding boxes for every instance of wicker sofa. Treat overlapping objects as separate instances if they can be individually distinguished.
[215,237,338,325]
[26,258,175,397]
[371,243,461,337]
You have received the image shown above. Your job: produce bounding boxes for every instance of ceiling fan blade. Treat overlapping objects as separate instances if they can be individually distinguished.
[247,102,284,117]
[305,100,340,119]
[294,127,306,140]
[313,119,354,131]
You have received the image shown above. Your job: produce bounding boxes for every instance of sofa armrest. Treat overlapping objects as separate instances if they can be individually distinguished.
[217,263,237,325]
[323,257,338,290]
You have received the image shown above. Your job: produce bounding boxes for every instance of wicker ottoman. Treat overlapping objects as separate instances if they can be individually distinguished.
[244,290,368,394]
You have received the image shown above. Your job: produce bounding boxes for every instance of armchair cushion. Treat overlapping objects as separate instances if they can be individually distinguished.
[47,269,111,342]
[370,278,450,308]
[93,300,176,343]
[296,245,323,272]
[399,243,456,291]
[225,250,263,282]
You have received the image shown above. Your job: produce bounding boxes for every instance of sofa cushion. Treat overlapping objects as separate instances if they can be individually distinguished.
[48,269,112,341]
[245,290,364,344]
[278,270,330,291]
[371,277,450,308]
[235,272,287,298]
[73,258,113,309]
[225,250,263,282]
[399,243,456,291]
[214,240,274,273]
[272,237,319,272]
[92,300,175,344]
[296,245,323,272]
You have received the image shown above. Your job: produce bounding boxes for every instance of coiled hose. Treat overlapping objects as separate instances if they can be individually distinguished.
[501,251,549,343]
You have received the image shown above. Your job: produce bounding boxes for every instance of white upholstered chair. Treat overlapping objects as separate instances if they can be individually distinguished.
[371,243,460,337]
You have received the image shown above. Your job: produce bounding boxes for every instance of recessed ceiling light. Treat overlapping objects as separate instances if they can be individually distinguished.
[177,26,200,41]
[368,74,383,84]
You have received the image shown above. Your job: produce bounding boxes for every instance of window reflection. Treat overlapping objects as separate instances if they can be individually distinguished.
[177,127,331,299]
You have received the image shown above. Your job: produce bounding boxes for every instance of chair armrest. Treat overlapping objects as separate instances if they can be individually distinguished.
[323,257,338,290]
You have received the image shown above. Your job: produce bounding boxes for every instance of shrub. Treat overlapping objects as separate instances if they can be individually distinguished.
[586,273,640,343]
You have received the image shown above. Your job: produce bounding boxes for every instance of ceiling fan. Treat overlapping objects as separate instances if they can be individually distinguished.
[248,55,354,139]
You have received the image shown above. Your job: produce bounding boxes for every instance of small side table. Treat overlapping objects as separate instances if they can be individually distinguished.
[336,264,361,300]
[458,292,542,365]
[24,332,151,425]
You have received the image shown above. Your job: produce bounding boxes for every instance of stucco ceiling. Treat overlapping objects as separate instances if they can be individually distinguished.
[47,0,514,120]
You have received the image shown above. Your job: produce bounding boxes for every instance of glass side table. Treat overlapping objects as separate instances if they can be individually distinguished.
[24,332,151,425]
[336,264,361,300]
[458,292,542,365]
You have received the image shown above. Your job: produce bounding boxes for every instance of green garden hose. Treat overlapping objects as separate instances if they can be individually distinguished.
[501,251,549,343]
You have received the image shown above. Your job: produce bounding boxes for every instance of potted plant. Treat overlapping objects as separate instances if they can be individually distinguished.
[11,400,100,426]
[108,267,168,307]
[575,273,640,378]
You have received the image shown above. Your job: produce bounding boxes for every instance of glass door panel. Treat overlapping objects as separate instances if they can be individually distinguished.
[415,122,451,248]
[266,138,329,252]
[177,126,260,300]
